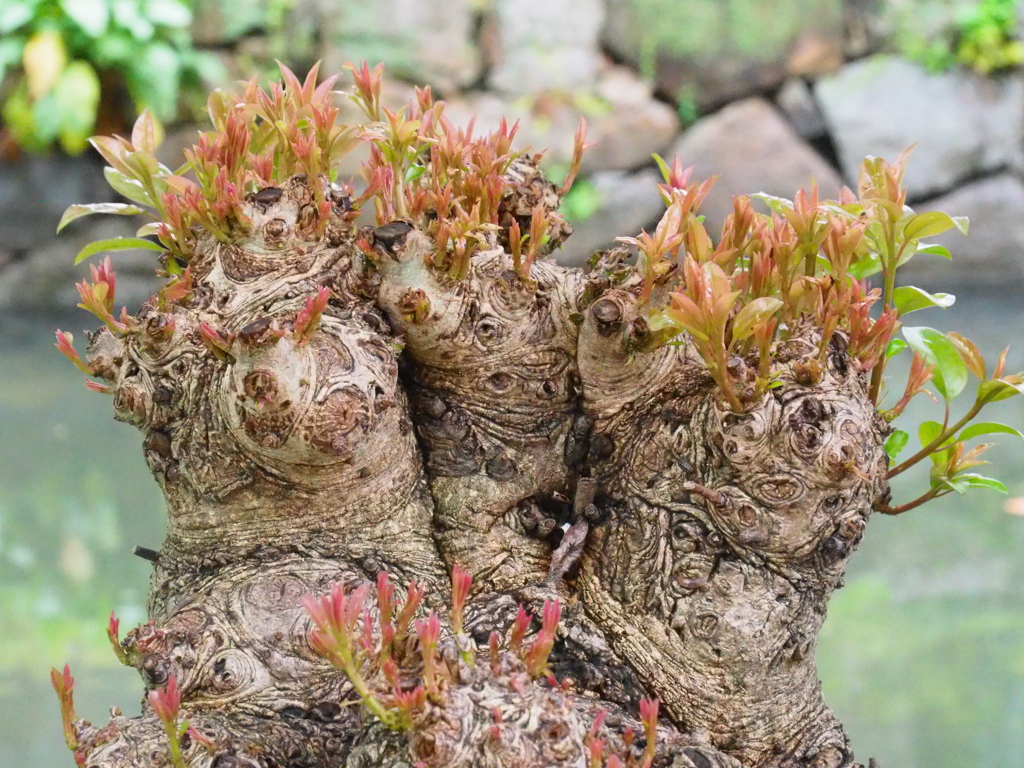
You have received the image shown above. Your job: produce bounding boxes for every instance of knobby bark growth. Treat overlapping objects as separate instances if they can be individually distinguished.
[50,64,1022,768]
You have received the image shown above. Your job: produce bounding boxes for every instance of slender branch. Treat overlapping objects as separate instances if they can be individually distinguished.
[875,486,949,515]
[887,400,984,478]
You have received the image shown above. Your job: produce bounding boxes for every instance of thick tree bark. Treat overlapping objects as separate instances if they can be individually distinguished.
[56,75,897,768]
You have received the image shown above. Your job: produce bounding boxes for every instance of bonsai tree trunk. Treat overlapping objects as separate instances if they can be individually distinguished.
[52,65,1015,768]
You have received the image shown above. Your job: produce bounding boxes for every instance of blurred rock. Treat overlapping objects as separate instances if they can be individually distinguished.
[585,67,680,172]
[444,66,678,175]
[320,0,481,95]
[787,30,844,77]
[904,174,1024,287]
[0,155,116,253]
[486,0,605,96]
[602,0,843,109]
[556,168,665,267]
[843,0,881,59]
[776,78,828,140]
[816,55,1024,199]
[667,98,843,234]
[0,219,163,313]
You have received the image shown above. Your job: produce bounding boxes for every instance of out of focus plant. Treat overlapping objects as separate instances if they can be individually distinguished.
[560,178,602,224]
[0,0,222,154]
[896,0,1023,75]
[954,0,1024,73]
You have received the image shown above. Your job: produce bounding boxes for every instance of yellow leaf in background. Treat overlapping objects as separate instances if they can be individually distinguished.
[23,29,66,100]
[59,535,95,586]
[55,60,101,154]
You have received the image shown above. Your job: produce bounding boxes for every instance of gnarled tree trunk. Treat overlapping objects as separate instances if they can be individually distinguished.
[56,67,902,768]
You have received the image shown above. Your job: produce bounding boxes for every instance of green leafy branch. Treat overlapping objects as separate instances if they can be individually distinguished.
[879,330,1024,514]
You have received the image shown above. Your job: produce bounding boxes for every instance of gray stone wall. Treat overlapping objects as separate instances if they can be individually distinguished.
[4,0,1023,312]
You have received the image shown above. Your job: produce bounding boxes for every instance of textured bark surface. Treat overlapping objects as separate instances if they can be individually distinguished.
[64,157,891,768]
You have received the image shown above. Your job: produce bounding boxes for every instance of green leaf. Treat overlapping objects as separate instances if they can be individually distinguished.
[74,237,164,264]
[820,202,865,217]
[978,378,1024,403]
[915,242,952,259]
[893,286,955,314]
[731,297,783,341]
[404,164,426,183]
[903,326,969,400]
[939,475,971,494]
[58,203,146,232]
[903,210,957,241]
[104,167,155,206]
[886,338,908,359]
[955,474,1008,494]
[959,422,1024,442]
[652,153,671,183]
[951,216,969,235]
[919,420,945,449]
[849,250,883,279]
[885,429,909,460]
[751,192,793,215]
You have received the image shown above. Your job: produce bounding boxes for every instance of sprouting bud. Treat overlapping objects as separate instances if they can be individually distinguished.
[84,380,115,395]
[382,658,400,687]
[76,257,129,334]
[414,611,442,696]
[54,331,94,375]
[294,287,331,346]
[186,726,216,753]
[639,697,659,768]
[509,604,531,654]
[450,564,472,635]
[50,664,78,751]
[391,684,426,728]
[198,322,235,361]
[107,611,130,666]
[559,117,590,197]
[524,599,561,678]
[149,675,189,768]
[148,674,182,725]
[398,288,431,324]
[360,609,375,655]
[158,267,193,308]
[394,580,424,646]
[347,61,384,120]
[377,571,395,626]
